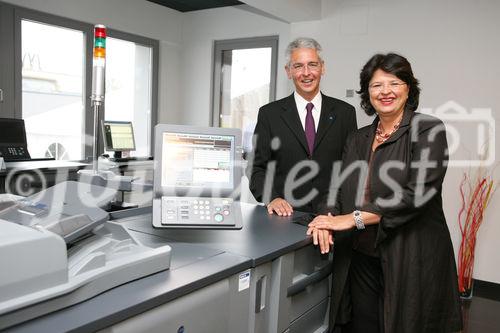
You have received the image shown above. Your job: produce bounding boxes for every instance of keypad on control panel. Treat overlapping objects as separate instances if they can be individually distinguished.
[161,197,234,225]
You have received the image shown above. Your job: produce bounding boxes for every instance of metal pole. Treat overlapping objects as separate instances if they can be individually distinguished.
[92,102,101,173]
[91,25,106,174]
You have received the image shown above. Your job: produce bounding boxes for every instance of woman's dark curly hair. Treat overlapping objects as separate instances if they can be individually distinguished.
[357,53,420,116]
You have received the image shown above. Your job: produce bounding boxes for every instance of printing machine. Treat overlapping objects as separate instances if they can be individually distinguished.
[0,123,333,333]
[0,182,333,333]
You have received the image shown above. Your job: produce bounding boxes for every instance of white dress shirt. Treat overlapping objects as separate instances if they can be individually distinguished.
[294,91,322,132]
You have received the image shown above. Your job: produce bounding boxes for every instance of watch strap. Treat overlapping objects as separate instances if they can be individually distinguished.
[353,210,365,230]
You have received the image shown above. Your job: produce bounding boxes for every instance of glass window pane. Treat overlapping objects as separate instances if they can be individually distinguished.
[220,47,272,152]
[105,37,152,157]
[21,20,85,160]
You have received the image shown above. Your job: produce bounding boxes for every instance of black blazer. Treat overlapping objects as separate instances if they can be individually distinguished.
[328,110,463,332]
[247,93,357,213]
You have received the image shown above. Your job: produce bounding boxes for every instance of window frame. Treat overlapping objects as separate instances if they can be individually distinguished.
[99,28,159,157]
[0,2,16,117]
[0,2,159,160]
[14,7,93,160]
[211,36,279,127]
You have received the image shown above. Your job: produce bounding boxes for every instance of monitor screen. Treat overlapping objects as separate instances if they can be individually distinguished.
[102,121,136,151]
[0,118,28,146]
[154,124,242,198]
[161,132,233,188]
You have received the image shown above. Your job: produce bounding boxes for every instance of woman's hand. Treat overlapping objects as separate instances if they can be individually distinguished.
[308,212,356,231]
[306,211,380,253]
[307,228,333,254]
[306,213,355,254]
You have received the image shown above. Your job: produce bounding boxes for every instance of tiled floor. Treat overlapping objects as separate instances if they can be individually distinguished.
[462,296,500,332]
[331,296,500,332]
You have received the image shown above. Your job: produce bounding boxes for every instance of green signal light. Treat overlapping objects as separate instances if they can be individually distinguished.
[94,37,106,48]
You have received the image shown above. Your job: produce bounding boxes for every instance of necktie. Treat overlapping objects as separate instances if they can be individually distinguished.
[305,102,316,156]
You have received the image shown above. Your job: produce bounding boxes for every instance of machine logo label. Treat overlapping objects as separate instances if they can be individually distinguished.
[238,270,251,291]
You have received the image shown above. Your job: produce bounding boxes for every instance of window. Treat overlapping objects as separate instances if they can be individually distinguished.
[21,19,85,160]
[0,4,158,160]
[104,34,156,157]
[212,36,278,154]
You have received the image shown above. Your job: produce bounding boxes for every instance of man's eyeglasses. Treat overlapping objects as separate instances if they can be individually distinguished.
[290,62,322,73]
[368,81,407,93]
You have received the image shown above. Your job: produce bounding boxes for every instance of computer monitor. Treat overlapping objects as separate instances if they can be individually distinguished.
[0,118,31,161]
[102,120,136,158]
[152,124,243,229]
[153,124,242,199]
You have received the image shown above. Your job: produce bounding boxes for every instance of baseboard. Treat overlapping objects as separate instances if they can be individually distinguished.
[473,279,500,301]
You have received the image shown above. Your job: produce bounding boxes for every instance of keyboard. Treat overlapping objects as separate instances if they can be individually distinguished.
[160,196,236,226]
[110,156,153,162]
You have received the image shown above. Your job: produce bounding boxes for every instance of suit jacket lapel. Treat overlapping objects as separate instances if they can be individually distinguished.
[314,94,337,149]
[280,94,309,154]
[362,120,376,160]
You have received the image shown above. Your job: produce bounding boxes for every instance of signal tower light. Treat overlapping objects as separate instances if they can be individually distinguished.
[90,24,106,173]
[91,24,106,106]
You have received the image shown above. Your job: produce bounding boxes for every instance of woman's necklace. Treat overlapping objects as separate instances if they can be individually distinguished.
[375,117,403,143]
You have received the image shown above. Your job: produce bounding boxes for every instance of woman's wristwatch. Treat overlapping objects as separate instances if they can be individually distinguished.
[353,210,365,230]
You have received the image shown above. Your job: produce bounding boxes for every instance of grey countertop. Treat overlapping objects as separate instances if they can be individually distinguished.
[124,203,314,266]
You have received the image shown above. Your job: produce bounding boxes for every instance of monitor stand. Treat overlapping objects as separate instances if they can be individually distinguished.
[113,151,123,159]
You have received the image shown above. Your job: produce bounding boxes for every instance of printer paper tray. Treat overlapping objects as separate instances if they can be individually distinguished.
[0,222,171,330]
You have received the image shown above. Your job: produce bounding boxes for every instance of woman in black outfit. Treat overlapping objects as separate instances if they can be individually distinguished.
[307,53,463,333]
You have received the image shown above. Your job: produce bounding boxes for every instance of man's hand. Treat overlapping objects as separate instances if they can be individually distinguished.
[267,197,293,216]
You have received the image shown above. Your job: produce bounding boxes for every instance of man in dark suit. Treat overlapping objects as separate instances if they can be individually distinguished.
[247,37,357,216]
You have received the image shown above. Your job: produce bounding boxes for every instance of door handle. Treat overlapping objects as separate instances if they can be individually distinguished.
[255,275,267,313]
[0,89,4,102]
[286,262,333,297]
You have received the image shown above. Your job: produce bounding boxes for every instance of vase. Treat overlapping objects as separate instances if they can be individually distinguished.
[459,283,473,300]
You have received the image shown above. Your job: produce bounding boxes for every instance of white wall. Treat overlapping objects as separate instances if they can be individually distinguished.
[2,0,184,123]
[178,5,291,125]
[289,0,500,283]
